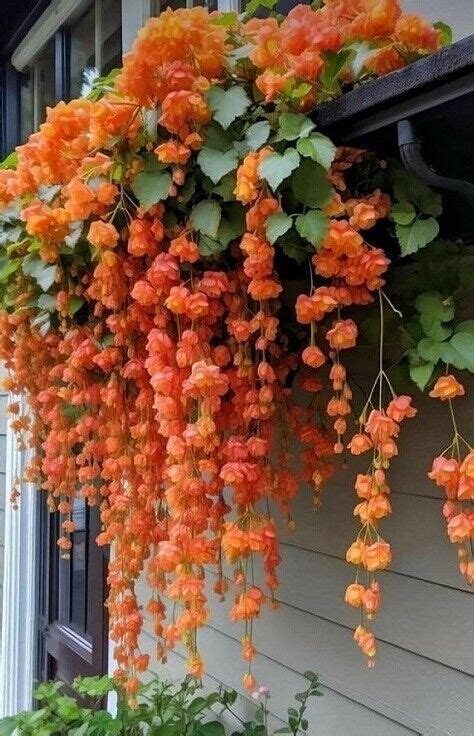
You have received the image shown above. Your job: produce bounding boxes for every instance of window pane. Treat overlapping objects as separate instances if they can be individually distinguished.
[20,39,55,143]
[20,70,34,143]
[99,0,122,75]
[69,498,88,632]
[35,39,56,123]
[70,3,95,98]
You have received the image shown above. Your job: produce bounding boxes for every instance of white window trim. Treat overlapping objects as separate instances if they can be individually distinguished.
[0,398,37,718]
[216,0,241,10]
[15,0,242,72]
[122,0,241,55]
[12,0,89,71]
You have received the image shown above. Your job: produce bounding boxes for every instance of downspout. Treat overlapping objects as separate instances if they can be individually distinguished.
[397,119,474,208]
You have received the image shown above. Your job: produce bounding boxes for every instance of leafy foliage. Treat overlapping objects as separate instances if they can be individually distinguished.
[0,674,321,736]
[389,166,442,256]
[0,0,463,701]
[130,155,171,209]
[208,87,251,130]
[258,149,300,191]
[197,149,239,185]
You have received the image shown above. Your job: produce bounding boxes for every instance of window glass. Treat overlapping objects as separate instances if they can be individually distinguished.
[69,498,88,632]
[20,70,34,143]
[19,39,56,143]
[70,3,95,98]
[99,0,122,75]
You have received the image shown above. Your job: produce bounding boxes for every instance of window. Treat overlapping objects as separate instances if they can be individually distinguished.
[19,39,56,143]
[69,0,122,99]
[98,0,123,75]
[69,5,96,99]
[17,0,123,139]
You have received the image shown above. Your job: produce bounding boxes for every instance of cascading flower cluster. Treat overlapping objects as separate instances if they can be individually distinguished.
[345,388,416,663]
[245,0,444,105]
[428,375,473,584]
[0,1,461,699]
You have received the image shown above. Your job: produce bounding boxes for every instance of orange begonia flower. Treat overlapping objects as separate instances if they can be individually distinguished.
[429,375,465,400]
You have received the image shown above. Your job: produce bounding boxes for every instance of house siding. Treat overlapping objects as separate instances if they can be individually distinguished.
[133,353,474,736]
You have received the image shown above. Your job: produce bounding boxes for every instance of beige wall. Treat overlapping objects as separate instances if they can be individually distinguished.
[404,0,474,40]
[130,352,474,735]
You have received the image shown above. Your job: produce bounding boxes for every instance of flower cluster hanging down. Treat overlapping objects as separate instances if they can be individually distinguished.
[428,375,473,584]
[0,1,462,698]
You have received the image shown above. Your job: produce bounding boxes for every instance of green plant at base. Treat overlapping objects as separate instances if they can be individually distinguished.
[0,673,321,736]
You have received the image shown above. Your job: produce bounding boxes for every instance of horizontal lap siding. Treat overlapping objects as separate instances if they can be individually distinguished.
[138,628,418,736]
[129,354,474,734]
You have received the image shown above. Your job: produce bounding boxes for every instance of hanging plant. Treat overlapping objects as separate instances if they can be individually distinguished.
[0,0,470,703]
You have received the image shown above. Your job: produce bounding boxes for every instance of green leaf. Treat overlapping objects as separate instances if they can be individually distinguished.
[303,670,318,681]
[216,202,245,246]
[73,675,115,698]
[415,292,455,322]
[258,149,300,191]
[448,333,474,372]
[0,224,22,246]
[245,121,271,151]
[36,294,57,312]
[69,296,85,316]
[198,235,227,257]
[190,200,222,238]
[130,155,171,209]
[202,121,235,152]
[296,133,336,170]
[0,151,18,170]
[0,257,21,283]
[197,722,226,736]
[22,254,56,291]
[197,148,238,185]
[292,159,333,208]
[289,715,299,729]
[391,201,416,226]
[392,169,442,216]
[320,49,352,91]
[274,113,315,142]
[295,210,329,248]
[187,696,209,716]
[396,217,439,256]
[178,176,196,204]
[417,337,445,363]
[455,320,474,336]
[0,716,18,736]
[280,230,310,264]
[212,172,236,201]
[346,40,375,77]
[151,726,181,736]
[290,82,313,101]
[434,21,452,46]
[244,0,276,18]
[265,212,292,245]
[211,11,238,26]
[419,314,452,342]
[208,86,251,129]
